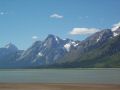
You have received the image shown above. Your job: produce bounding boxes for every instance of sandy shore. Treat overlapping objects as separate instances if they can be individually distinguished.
[0,84,120,90]
[0,83,120,90]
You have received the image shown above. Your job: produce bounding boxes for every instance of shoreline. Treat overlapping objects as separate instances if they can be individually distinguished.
[0,83,120,90]
[0,68,119,72]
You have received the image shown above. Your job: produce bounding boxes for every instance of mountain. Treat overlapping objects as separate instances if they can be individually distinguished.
[112,25,120,37]
[0,43,23,68]
[56,35,120,68]
[0,26,120,68]
[17,34,80,67]
[52,26,120,68]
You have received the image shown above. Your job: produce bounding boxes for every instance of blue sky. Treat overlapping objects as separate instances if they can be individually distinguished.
[0,0,120,49]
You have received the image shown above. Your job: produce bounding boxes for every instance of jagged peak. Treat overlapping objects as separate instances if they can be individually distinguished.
[45,34,56,39]
[4,43,18,50]
[44,34,62,43]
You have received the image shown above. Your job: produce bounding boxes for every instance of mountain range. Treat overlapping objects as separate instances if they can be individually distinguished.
[0,26,120,68]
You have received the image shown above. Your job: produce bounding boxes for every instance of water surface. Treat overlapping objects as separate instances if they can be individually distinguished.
[0,68,120,84]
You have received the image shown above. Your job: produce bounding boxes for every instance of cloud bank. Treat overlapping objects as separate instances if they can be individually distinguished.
[69,28,99,35]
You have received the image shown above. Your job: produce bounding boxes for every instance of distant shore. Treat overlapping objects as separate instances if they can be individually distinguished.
[0,83,120,90]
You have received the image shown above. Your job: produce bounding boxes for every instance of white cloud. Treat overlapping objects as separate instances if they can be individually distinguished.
[112,22,120,31]
[32,36,38,40]
[69,28,99,35]
[0,12,4,15]
[0,11,7,15]
[50,13,63,19]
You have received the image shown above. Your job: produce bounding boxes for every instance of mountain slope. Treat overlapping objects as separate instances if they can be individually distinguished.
[54,34,120,68]
[0,43,23,68]
[17,34,80,66]
[0,26,120,68]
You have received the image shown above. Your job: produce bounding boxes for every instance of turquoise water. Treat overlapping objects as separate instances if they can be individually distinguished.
[0,68,120,84]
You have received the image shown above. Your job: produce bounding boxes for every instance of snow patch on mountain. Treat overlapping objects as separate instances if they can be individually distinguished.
[4,43,18,51]
[74,43,79,47]
[71,41,79,47]
[112,22,120,31]
[38,52,43,57]
[64,41,79,52]
[55,36,58,41]
[113,32,119,37]
[111,22,120,37]
[64,43,71,52]
[96,35,102,42]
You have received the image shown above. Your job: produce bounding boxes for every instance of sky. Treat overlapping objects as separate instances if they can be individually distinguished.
[0,0,120,49]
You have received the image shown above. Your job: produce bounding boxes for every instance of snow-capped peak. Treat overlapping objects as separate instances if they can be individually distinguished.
[112,22,120,31]
[112,22,120,37]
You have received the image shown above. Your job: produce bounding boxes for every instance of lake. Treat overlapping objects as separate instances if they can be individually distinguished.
[0,68,120,84]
